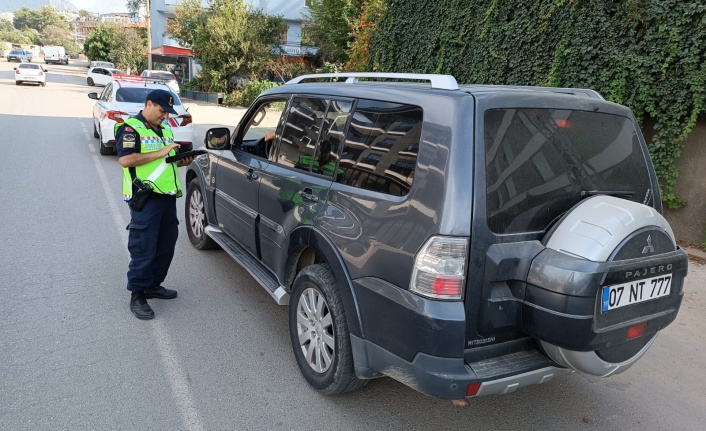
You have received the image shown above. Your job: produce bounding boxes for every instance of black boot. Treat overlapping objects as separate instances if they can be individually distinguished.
[130,292,155,320]
[143,286,178,299]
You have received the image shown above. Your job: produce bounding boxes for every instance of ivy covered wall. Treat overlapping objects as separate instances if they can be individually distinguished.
[368,0,706,209]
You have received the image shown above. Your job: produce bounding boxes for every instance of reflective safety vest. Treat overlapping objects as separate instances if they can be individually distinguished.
[116,117,182,200]
[297,155,344,177]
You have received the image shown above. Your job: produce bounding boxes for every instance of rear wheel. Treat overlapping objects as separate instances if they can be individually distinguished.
[93,123,100,139]
[289,265,367,395]
[40,82,46,87]
[15,81,20,85]
[98,129,112,156]
[87,77,94,86]
[185,178,218,250]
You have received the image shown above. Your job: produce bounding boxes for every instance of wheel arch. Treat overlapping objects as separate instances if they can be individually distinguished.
[284,227,364,339]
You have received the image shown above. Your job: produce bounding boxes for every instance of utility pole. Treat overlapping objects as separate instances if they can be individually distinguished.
[146,0,152,70]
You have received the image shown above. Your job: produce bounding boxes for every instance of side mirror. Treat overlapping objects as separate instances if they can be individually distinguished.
[205,127,230,150]
[88,92,99,100]
[13,67,16,70]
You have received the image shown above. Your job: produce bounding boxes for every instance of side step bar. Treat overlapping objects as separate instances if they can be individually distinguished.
[205,225,289,305]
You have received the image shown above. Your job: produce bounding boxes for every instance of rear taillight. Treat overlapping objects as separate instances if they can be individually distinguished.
[178,114,192,126]
[410,236,468,300]
[38,71,43,76]
[107,111,128,123]
[15,69,20,74]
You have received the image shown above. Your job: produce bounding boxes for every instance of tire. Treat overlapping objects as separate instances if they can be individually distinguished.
[93,123,100,139]
[41,82,46,87]
[289,264,367,395]
[15,81,20,85]
[98,129,112,155]
[185,178,218,250]
[87,77,94,86]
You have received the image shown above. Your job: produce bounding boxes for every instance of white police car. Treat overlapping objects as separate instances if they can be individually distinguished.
[87,75,193,155]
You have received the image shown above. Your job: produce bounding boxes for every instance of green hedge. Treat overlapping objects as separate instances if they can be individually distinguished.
[223,80,281,108]
[368,0,706,208]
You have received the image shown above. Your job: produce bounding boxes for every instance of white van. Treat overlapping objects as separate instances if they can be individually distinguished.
[44,46,68,64]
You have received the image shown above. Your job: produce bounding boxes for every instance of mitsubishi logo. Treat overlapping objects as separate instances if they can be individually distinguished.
[642,235,655,254]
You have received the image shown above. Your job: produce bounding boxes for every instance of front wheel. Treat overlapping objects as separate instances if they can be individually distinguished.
[289,265,367,395]
[185,178,218,250]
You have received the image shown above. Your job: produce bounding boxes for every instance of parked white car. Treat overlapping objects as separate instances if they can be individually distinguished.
[86,67,124,86]
[87,77,193,155]
[14,63,47,86]
[140,70,180,94]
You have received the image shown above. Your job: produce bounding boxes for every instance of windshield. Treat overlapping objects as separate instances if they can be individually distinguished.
[150,72,175,80]
[484,108,653,234]
[115,87,181,105]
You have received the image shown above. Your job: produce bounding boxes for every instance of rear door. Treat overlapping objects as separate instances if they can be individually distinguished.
[466,94,659,347]
[257,96,353,279]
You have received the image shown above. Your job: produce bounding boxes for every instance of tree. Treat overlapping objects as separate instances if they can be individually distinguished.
[345,0,386,71]
[126,0,144,21]
[13,6,68,33]
[84,24,117,62]
[304,0,364,63]
[111,27,147,72]
[41,24,72,46]
[168,0,284,91]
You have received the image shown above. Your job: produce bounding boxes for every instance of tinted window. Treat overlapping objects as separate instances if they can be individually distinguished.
[19,64,40,69]
[115,87,182,104]
[338,100,422,196]
[484,108,653,234]
[313,100,352,179]
[277,97,327,171]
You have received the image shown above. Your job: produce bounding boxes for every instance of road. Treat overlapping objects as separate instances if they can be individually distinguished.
[1,59,705,431]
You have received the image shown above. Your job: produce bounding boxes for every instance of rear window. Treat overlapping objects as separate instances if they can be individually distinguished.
[115,87,181,105]
[19,64,40,69]
[484,108,652,234]
[150,72,175,80]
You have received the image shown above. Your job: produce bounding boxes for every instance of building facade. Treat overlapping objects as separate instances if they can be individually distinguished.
[149,0,315,82]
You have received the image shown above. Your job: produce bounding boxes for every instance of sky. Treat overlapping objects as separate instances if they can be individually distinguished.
[70,0,129,14]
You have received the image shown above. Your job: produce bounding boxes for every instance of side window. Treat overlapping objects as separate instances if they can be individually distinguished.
[277,97,327,171]
[235,97,289,159]
[312,99,352,179]
[338,100,423,196]
[100,84,112,101]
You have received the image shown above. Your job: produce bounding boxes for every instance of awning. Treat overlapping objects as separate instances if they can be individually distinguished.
[150,46,193,57]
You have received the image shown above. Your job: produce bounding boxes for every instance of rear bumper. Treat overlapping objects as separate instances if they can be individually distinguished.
[350,277,572,398]
[351,335,572,399]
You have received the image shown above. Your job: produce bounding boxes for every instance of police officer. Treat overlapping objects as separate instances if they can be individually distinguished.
[116,89,194,320]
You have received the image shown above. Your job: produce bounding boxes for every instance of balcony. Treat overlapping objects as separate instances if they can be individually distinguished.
[273,42,319,57]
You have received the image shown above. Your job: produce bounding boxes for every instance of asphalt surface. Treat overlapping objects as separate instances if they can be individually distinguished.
[0,59,705,431]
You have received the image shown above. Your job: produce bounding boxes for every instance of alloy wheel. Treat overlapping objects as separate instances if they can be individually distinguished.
[295,287,335,373]
[189,188,206,238]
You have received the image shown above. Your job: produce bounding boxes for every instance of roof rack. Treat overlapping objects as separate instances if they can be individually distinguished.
[285,72,459,91]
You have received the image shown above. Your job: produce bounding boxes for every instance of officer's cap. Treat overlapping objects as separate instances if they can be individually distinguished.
[146,89,178,115]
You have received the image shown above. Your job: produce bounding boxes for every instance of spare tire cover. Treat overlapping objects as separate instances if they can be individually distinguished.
[539,195,675,377]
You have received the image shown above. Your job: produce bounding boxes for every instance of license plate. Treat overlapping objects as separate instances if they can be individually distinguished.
[601,274,672,312]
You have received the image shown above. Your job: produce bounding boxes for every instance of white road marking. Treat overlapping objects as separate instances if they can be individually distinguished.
[91,153,205,431]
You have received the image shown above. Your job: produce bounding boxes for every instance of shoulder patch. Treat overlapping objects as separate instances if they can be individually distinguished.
[124,126,134,132]
[122,133,137,149]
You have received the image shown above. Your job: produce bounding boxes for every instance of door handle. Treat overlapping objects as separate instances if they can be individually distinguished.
[246,169,258,181]
[298,188,319,202]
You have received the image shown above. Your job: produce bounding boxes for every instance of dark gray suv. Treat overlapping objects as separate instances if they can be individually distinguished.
[184,73,688,400]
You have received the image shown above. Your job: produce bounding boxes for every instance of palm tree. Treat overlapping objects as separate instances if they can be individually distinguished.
[126,0,144,23]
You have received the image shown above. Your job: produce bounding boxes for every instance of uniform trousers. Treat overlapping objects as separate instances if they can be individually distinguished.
[126,194,178,292]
